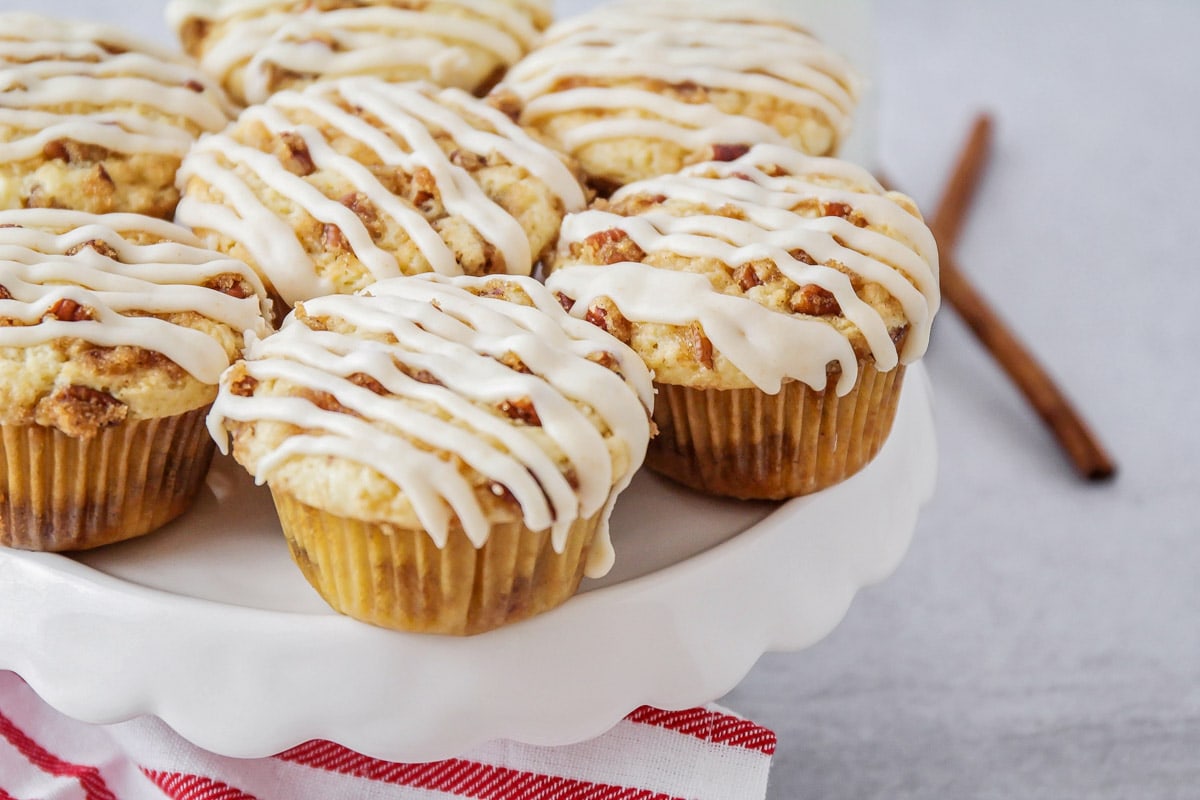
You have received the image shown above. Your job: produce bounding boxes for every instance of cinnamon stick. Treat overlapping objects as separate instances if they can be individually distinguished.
[904,113,1117,481]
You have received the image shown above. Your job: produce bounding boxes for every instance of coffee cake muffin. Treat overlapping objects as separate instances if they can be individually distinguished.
[494,0,859,194]
[176,78,587,319]
[0,209,271,550]
[168,0,552,107]
[209,274,653,635]
[0,13,235,219]
[547,144,939,498]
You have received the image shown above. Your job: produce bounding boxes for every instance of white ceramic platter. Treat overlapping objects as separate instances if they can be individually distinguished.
[0,366,935,762]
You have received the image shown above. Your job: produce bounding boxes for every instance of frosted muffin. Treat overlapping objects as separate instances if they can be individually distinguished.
[0,13,235,219]
[0,209,271,551]
[176,78,587,319]
[547,144,939,499]
[494,0,859,194]
[168,0,553,107]
[209,273,653,635]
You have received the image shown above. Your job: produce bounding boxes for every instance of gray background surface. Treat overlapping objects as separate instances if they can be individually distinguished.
[6,0,1198,797]
[721,3,1200,798]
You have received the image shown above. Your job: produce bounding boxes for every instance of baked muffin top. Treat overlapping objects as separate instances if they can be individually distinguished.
[494,0,859,192]
[168,0,553,107]
[176,78,588,312]
[0,13,235,218]
[0,209,270,436]
[209,273,653,577]
[547,144,940,393]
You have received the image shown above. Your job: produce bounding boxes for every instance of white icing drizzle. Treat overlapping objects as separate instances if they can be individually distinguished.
[0,209,271,385]
[546,145,940,396]
[166,0,551,105]
[500,3,858,156]
[176,78,586,307]
[208,274,653,577]
[0,13,234,163]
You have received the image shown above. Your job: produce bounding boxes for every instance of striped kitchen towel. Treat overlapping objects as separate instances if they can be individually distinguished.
[0,672,775,799]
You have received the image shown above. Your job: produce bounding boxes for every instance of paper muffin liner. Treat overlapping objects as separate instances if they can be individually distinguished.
[0,405,215,551]
[271,490,604,636]
[648,361,906,500]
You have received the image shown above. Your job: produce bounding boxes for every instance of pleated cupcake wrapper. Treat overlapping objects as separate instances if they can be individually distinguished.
[271,490,603,636]
[0,406,215,551]
[647,362,906,500]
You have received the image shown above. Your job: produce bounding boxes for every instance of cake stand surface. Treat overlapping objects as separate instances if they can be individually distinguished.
[0,365,936,762]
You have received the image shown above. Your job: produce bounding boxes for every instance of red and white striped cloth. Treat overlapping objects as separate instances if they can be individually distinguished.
[0,672,775,799]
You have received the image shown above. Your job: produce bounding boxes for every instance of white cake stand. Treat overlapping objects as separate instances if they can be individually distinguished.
[0,365,936,762]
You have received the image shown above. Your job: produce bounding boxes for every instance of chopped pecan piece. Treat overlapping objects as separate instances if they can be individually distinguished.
[586,351,619,371]
[487,88,524,123]
[46,298,94,321]
[411,167,438,208]
[0,285,10,300]
[449,149,486,171]
[340,191,378,226]
[348,372,387,395]
[671,80,708,102]
[686,322,714,370]
[278,131,316,177]
[498,397,541,426]
[582,228,645,265]
[733,263,762,291]
[790,284,841,316]
[39,385,127,438]
[89,163,114,189]
[788,248,817,265]
[823,201,853,219]
[204,273,255,299]
[498,351,532,374]
[396,361,442,386]
[79,345,182,377]
[306,389,350,414]
[184,79,206,93]
[229,373,259,397]
[65,239,120,259]
[41,139,111,163]
[583,302,633,343]
[555,292,575,313]
[711,143,751,162]
[322,223,349,251]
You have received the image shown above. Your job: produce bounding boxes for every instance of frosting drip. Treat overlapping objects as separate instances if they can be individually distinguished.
[0,13,234,162]
[176,78,586,307]
[500,3,859,155]
[166,0,552,105]
[547,144,939,395]
[0,209,270,385]
[208,274,653,577]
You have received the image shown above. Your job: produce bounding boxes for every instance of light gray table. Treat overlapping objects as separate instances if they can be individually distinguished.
[8,1,1198,797]
[721,3,1200,798]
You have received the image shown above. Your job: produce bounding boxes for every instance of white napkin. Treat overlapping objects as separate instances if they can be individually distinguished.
[0,671,775,799]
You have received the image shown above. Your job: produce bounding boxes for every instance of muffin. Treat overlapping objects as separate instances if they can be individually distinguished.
[175,78,588,319]
[494,0,859,194]
[0,209,271,551]
[547,144,939,499]
[167,0,553,107]
[0,13,235,219]
[208,273,653,635]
